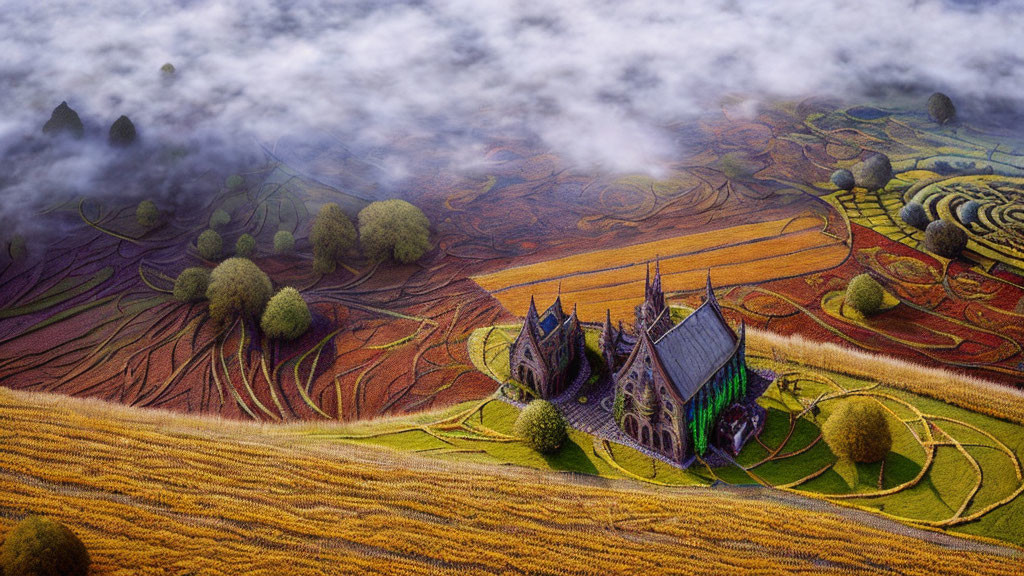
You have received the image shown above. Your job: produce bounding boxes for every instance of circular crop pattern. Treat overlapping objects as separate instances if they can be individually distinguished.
[910,175,1024,266]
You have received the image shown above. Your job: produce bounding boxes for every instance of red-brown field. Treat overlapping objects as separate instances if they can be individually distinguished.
[2,99,1023,422]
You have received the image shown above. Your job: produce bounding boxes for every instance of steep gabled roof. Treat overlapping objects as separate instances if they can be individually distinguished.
[651,297,738,402]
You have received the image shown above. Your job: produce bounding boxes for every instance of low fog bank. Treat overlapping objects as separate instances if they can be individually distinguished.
[2,0,1023,237]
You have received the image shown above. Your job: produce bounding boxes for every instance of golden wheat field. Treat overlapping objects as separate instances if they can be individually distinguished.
[471,214,847,321]
[0,386,1021,575]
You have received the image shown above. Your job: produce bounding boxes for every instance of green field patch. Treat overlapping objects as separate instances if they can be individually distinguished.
[963,445,1020,514]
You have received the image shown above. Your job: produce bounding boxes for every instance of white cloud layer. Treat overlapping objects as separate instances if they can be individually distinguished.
[1,0,1022,226]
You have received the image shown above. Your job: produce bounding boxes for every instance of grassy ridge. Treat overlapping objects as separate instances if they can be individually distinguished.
[745,328,1024,424]
[1,386,1021,575]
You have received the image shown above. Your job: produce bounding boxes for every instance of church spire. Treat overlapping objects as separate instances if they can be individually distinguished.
[526,295,539,323]
[705,269,720,310]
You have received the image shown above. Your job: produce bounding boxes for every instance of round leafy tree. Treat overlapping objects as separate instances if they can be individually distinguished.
[42,101,84,139]
[851,153,893,191]
[830,169,854,191]
[161,62,176,75]
[225,175,244,190]
[235,233,255,258]
[206,258,273,325]
[846,273,884,316]
[0,516,90,576]
[822,397,892,463]
[197,229,223,261]
[273,230,295,254]
[358,199,431,264]
[109,115,137,146]
[958,200,981,226]
[136,200,160,228]
[261,287,312,340]
[173,267,211,303]
[924,219,968,258]
[513,400,568,454]
[899,201,930,230]
[927,92,956,125]
[311,203,356,274]
[209,209,231,230]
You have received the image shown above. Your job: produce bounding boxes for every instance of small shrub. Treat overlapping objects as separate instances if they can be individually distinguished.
[958,200,981,226]
[358,199,432,263]
[846,273,884,316]
[311,203,356,274]
[173,267,211,302]
[899,201,930,230]
[197,229,223,261]
[235,233,255,258]
[109,115,137,146]
[209,209,231,230]
[42,101,84,139]
[261,287,312,340]
[830,169,855,191]
[136,200,160,228]
[161,62,176,75]
[924,219,968,258]
[273,230,295,254]
[927,92,956,125]
[0,515,91,576]
[851,154,893,191]
[822,397,892,463]
[225,175,244,190]
[513,400,568,454]
[206,258,273,325]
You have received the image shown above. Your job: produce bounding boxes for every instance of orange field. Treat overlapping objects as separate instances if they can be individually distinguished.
[2,386,1021,575]
[472,214,849,321]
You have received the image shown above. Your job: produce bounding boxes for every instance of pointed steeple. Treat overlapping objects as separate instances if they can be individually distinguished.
[551,283,565,319]
[526,295,539,324]
[652,256,662,293]
[705,269,718,308]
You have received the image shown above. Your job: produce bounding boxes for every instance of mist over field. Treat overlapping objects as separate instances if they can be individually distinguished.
[2,0,1023,233]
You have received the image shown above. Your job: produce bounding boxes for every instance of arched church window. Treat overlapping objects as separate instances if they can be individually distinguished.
[524,348,532,360]
[663,432,673,454]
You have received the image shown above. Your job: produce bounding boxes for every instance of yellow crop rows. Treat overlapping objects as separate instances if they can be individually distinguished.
[472,214,848,321]
[0,387,1021,575]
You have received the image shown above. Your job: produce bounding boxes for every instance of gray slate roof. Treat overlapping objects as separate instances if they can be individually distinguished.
[653,301,738,402]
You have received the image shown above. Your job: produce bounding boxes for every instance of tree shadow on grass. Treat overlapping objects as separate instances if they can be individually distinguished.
[542,436,599,475]
[881,451,922,488]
